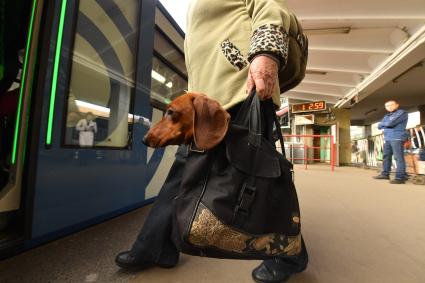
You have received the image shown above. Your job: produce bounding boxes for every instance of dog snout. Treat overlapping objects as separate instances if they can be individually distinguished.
[142,132,159,147]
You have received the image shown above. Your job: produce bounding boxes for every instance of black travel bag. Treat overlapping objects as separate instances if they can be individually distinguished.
[172,92,302,260]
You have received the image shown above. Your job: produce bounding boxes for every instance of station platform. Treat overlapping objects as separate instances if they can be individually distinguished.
[0,165,424,283]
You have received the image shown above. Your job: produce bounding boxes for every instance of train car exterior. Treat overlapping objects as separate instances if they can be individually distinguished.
[0,0,186,258]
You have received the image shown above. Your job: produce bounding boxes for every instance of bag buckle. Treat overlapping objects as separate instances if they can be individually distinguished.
[189,141,205,153]
[234,183,256,216]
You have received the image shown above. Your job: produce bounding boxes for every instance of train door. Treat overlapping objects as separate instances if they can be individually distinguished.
[27,0,187,242]
[0,0,41,252]
[312,124,339,165]
[313,125,329,163]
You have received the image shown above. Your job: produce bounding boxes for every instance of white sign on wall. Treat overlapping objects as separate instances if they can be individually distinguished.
[294,114,315,125]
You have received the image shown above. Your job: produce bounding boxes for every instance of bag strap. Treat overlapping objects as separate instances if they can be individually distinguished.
[263,98,286,158]
[248,93,262,147]
[271,105,286,158]
[233,90,256,124]
[232,91,261,227]
[234,91,262,147]
[232,91,287,228]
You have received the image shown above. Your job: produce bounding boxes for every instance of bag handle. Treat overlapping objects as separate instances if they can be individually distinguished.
[248,92,262,147]
[234,90,262,147]
[272,104,286,158]
[234,91,257,126]
[234,90,286,156]
[262,98,286,158]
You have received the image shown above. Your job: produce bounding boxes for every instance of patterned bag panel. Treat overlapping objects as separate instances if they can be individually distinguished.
[188,203,302,257]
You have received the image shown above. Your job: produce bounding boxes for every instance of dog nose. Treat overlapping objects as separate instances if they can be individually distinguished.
[142,135,148,145]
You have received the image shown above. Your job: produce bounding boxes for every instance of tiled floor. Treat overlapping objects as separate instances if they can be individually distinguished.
[0,165,424,283]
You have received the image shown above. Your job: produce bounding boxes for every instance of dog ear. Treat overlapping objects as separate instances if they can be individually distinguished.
[192,94,230,150]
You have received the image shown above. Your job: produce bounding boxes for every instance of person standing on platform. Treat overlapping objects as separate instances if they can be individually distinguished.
[373,100,408,184]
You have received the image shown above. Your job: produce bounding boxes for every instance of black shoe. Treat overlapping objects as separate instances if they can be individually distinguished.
[373,175,389,180]
[252,259,295,283]
[390,179,405,184]
[115,251,175,271]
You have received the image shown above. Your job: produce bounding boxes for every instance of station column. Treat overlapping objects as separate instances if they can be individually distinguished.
[332,108,351,165]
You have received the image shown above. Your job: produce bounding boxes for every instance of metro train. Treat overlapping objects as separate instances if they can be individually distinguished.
[0,0,185,258]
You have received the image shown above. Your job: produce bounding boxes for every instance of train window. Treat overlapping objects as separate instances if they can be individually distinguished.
[63,0,140,148]
[150,56,187,110]
[150,29,187,110]
[153,28,187,77]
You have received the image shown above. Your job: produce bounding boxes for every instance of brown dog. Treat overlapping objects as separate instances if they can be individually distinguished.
[143,92,230,150]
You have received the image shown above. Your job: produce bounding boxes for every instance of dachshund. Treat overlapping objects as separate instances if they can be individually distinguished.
[143,92,230,150]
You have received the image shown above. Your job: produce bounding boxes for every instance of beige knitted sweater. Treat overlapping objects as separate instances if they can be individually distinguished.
[185,0,291,109]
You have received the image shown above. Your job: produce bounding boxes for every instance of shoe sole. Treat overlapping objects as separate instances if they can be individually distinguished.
[115,261,153,271]
[115,261,175,271]
[251,267,293,283]
[252,277,290,283]
[253,280,279,283]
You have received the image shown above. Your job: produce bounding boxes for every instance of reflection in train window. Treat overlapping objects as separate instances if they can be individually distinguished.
[153,29,187,77]
[63,0,140,148]
[150,56,187,110]
[150,29,187,110]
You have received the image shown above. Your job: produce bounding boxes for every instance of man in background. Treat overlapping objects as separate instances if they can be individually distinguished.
[373,100,408,184]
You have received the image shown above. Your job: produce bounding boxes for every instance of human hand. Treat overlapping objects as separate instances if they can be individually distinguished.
[246,55,279,100]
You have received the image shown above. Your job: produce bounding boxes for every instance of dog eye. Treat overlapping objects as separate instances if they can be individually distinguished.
[165,109,179,121]
[165,108,180,122]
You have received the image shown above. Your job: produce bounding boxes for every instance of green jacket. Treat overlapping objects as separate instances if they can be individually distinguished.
[185,0,291,110]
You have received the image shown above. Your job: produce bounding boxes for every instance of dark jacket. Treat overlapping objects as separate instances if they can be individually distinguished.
[378,109,408,141]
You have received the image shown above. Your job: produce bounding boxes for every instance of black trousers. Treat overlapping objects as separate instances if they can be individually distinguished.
[130,102,309,271]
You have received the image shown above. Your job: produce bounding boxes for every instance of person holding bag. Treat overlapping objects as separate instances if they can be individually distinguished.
[115,1,308,282]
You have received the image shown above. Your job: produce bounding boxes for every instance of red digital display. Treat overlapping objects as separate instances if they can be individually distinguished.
[291,101,327,114]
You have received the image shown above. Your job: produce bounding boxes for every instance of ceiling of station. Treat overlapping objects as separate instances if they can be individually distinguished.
[286,0,425,123]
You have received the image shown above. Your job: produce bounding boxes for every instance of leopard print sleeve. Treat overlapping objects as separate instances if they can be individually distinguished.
[247,24,289,70]
[220,40,249,71]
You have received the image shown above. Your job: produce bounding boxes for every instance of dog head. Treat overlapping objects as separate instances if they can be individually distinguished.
[143,92,230,150]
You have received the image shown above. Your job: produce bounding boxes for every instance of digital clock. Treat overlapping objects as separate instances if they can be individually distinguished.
[291,101,327,114]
